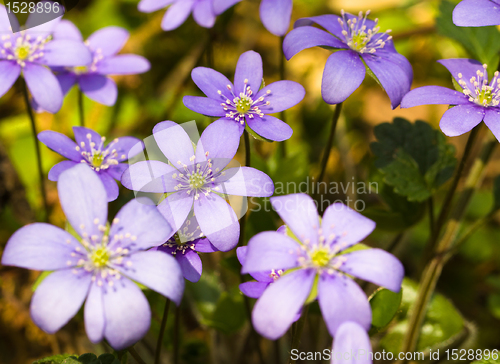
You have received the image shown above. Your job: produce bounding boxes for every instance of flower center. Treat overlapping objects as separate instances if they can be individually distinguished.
[91,152,105,168]
[0,32,50,67]
[217,79,271,125]
[15,45,30,60]
[73,65,89,75]
[310,247,331,267]
[458,64,500,107]
[76,134,123,172]
[189,172,206,189]
[338,10,392,54]
[90,245,110,268]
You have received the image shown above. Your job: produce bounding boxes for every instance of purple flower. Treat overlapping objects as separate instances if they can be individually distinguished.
[183,50,305,141]
[0,5,92,113]
[330,322,372,364]
[213,0,292,36]
[51,20,150,106]
[157,212,219,282]
[453,0,500,27]
[242,193,404,340]
[121,120,274,252]
[283,11,413,108]
[1,164,184,350]
[401,59,500,141]
[38,126,144,201]
[138,0,217,31]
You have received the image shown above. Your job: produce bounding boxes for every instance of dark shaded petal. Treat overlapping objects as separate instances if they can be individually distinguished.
[252,269,315,340]
[283,26,345,60]
[97,55,150,75]
[240,281,269,298]
[214,166,274,197]
[72,126,102,148]
[440,104,484,137]
[176,250,202,282]
[270,193,320,245]
[107,164,129,181]
[260,0,292,36]
[79,74,117,106]
[0,61,21,98]
[256,80,305,114]
[322,50,365,105]
[38,130,81,161]
[183,96,226,117]
[48,161,79,181]
[161,0,196,31]
[107,136,144,162]
[247,115,293,141]
[194,238,219,253]
[153,120,195,166]
[341,248,404,292]
[55,72,77,96]
[294,14,344,38]
[1,223,81,270]
[191,66,234,99]
[31,269,91,333]
[318,274,371,336]
[401,86,469,108]
[453,0,500,26]
[87,27,129,57]
[24,63,63,113]
[483,108,500,141]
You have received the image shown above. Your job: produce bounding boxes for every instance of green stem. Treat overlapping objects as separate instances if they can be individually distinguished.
[78,89,85,127]
[428,197,435,237]
[244,129,251,167]
[128,347,147,364]
[21,78,49,221]
[289,305,309,364]
[275,337,281,364]
[154,298,171,364]
[279,35,287,159]
[399,137,497,362]
[174,305,180,364]
[424,126,481,261]
[317,103,343,183]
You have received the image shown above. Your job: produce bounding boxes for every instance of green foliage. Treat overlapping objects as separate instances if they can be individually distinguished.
[33,354,120,364]
[207,290,246,334]
[371,118,456,202]
[369,287,403,332]
[380,278,465,354]
[492,176,500,212]
[33,355,78,364]
[437,1,500,71]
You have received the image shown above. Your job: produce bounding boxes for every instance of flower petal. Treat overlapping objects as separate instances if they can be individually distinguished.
[270,193,320,245]
[215,166,274,197]
[84,281,105,343]
[87,27,129,57]
[103,277,151,350]
[484,108,500,142]
[31,269,92,334]
[240,281,269,298]
[48,161,79,181]
[79,74,118,106]
[138,0,175,13]
[157,191,193,234]
[53,20,83,41]
[153,120,195,166]
[252,269,315,340]
[121,161,177,193]
[194,193,239,252]
[283,26,346,60]
[161,0,196,31]
[107,164,129,181]
[439,104,484,137]
[191,66,234,100]
[0,61,20,98]
[97,55,150,75]
[1,223,81,270]
[114,251,184,305]
[58,164,108,240]
[247,115,293,141]
[194,238,218,253]
[72,126,102,148]
[176,250,203,283]
[322,50,365,105]
[331,322,372,364]
[318,274,371,336]
[42,40,92,67]
[453,0,500,26]
[23,63,63,114]
[109,198,172,251]
[242,231,300,273]
[237,246,273,282]
[257,80,305,114]
[213,0,242,14]
[341,248,404,292]
[38,130,81,162]
[234,50,263,93]
[294,15,344,38]
[321,202,375,252]
[401,86,469,108]
[193,0,216,28]
[260,0,292,36]
[108,137,144,162]
[56,72,77,96]
[183,96,226,117]
[98,172,119,202]
[437,58,483,92]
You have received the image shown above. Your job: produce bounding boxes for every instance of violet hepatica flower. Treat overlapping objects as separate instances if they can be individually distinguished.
[121,120,274,252]
[330,322,372,364]
[138,0,217,31]
[0,5,91,113]
[38,126,143,201]
[283,11,413,108]
[183,50,305,142]
[213,0,292,36]
[242,193,404,339]
[157,212,219,282]
[453,0,500,27]
[401,59,500,141]
[51,20,150,106]
[1,164,184,350]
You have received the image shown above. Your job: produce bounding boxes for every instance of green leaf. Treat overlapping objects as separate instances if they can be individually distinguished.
[75,354,98,364]
[371,118,456,202]
[32,271,52,292]
[436,1,500,68]
[369,287,403,331]
[97,354,120,364]
[32,354,78,364]
[207,290,246,334]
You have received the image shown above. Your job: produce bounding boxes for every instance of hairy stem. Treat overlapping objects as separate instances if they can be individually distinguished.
[78,89,85,127]
[317,103,343,183]
[154,298,171,364]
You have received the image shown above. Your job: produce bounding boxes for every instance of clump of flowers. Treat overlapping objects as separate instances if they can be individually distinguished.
[38,126,143,201]
[1,164,184,350]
